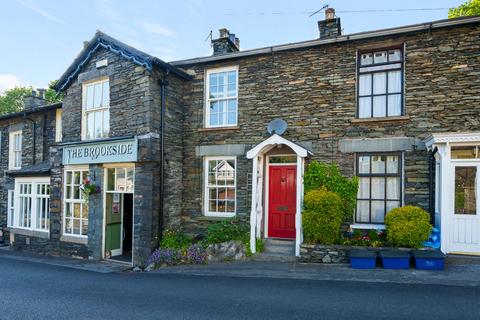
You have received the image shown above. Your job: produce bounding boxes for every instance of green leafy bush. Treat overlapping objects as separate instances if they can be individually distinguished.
[204,218,249,245]
[160,229,192,251]
[304,161,358,221]
[385,206,432,248]
[303,189,344,244]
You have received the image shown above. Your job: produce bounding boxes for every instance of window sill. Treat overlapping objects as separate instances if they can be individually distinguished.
[204,213,236,219]
[198,126,240,132]
[351,116,410,124]
[9,227,49,239]
[350,223,386,230]
[60,234,88,245]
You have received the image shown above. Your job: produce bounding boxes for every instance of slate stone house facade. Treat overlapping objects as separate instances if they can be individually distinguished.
[1,11,480,265]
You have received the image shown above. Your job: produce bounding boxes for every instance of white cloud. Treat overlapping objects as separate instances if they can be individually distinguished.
[15,0,66,25]
[138,21,175,37]
[0,74,23,93]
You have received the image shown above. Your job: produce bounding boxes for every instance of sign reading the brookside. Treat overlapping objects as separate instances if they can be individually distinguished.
[63,138,138,165]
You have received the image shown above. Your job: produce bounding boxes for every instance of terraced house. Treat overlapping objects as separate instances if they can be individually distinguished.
[1,10,479,266]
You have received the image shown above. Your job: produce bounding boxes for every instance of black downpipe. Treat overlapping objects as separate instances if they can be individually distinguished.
[428,147,438,226]
[158,72,169,240]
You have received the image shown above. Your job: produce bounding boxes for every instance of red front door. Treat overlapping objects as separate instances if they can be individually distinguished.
[268,165,296,239]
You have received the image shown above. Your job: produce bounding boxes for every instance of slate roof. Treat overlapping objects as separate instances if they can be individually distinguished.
[7,161,51,177]
[0,102,61,121]
[55,30,192,92]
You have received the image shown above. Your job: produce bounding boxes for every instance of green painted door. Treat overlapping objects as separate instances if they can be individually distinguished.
[106,193,123,256]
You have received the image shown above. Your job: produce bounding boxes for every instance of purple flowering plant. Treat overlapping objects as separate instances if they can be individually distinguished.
[186,244,207,264]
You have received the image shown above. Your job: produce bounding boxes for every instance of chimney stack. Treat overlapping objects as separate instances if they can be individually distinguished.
[23,89,46,110]
[211,28,240,55]
[318,8,341,39]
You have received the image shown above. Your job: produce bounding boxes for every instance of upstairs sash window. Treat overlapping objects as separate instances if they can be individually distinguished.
[357,47,404,118]
[82,79,110,140]
[206,67,238,128]
[9,130,22,170]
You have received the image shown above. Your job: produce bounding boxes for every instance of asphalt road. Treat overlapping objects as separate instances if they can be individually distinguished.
[1,258,479,320]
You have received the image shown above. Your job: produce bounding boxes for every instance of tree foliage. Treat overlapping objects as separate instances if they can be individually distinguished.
[448,0,480,18]
[0,80,63,116]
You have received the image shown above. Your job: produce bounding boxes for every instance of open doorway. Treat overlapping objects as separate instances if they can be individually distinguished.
[104,166,134,264]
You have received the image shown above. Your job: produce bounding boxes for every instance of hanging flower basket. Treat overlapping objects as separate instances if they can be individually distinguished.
[79,178,101,200]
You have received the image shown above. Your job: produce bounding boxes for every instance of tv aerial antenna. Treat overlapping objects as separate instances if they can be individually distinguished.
[309,4,329,17]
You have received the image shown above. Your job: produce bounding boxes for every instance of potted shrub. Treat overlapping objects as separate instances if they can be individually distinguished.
[383,206,433,269]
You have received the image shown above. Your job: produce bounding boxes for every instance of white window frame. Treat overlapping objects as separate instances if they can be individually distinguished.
[55,108,62,142]
[63,166,89,237]
[204,156,237,217]
[7,189,14,228]
[205,66,239,128]
[81,78,110,140]
[13,177,50,233]
[9,130,22,170]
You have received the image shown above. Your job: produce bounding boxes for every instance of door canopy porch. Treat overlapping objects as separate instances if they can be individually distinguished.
[425,132,480,255]
[246,134,310,159]
[247,134,311,257]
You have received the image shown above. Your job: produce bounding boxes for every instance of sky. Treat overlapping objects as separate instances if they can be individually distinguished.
[0,0,466,91]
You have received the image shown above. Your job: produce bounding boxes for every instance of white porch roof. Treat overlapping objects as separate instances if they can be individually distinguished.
[424,132,480,149]
[246,134,311,159]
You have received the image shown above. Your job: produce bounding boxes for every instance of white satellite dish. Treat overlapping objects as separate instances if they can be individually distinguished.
[267,119,288,135]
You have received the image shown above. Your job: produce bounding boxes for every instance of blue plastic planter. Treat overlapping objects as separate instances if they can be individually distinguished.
[412,250,445,270]
[349,250,377,269]
[379,250,411,269]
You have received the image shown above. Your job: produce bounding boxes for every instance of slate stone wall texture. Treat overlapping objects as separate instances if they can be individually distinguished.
[177,23,480,235]
[0,108,57,246]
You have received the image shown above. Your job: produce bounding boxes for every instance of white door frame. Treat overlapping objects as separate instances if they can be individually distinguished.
[264,154,298,239]
[102,164,135,264]
[448,160,480,254]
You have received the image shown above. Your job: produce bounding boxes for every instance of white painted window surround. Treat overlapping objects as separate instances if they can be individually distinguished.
[63,167,89,237]
[204,156,237,217]
[205,67,238,128]
[9,130,22,170]
[7,190,15,228]
[82,79,110,140]
[12,177,50,232]
[55,108,62,142]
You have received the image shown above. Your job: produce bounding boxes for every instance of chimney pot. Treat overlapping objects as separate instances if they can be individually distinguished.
[325,7,335,20]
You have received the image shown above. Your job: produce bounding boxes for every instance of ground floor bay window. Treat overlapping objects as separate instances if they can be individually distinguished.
[355,153,402,226]
[63,167,89,237]
[11,177,50,232]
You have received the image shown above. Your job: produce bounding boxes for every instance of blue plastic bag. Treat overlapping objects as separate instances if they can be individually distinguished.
[423,227,440,249]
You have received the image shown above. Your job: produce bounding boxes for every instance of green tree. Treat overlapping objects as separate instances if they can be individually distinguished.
[448,0,480,18]
[0,87,31,115]
[0,80,62,115]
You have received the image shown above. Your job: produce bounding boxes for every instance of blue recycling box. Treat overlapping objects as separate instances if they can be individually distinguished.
[349,250,377,269]
[379,250,411,269]
[412,250,445,270]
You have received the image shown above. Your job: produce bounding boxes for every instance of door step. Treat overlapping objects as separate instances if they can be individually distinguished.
[251,252,297,262]
[262,239,296,256]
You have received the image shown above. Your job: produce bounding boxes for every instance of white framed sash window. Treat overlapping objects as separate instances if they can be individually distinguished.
[12,177,50,232]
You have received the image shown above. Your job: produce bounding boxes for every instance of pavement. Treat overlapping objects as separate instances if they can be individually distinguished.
[1,254,480,320]
[1,245,480,287]
[151,255,480,287]
[0,245,130,273]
